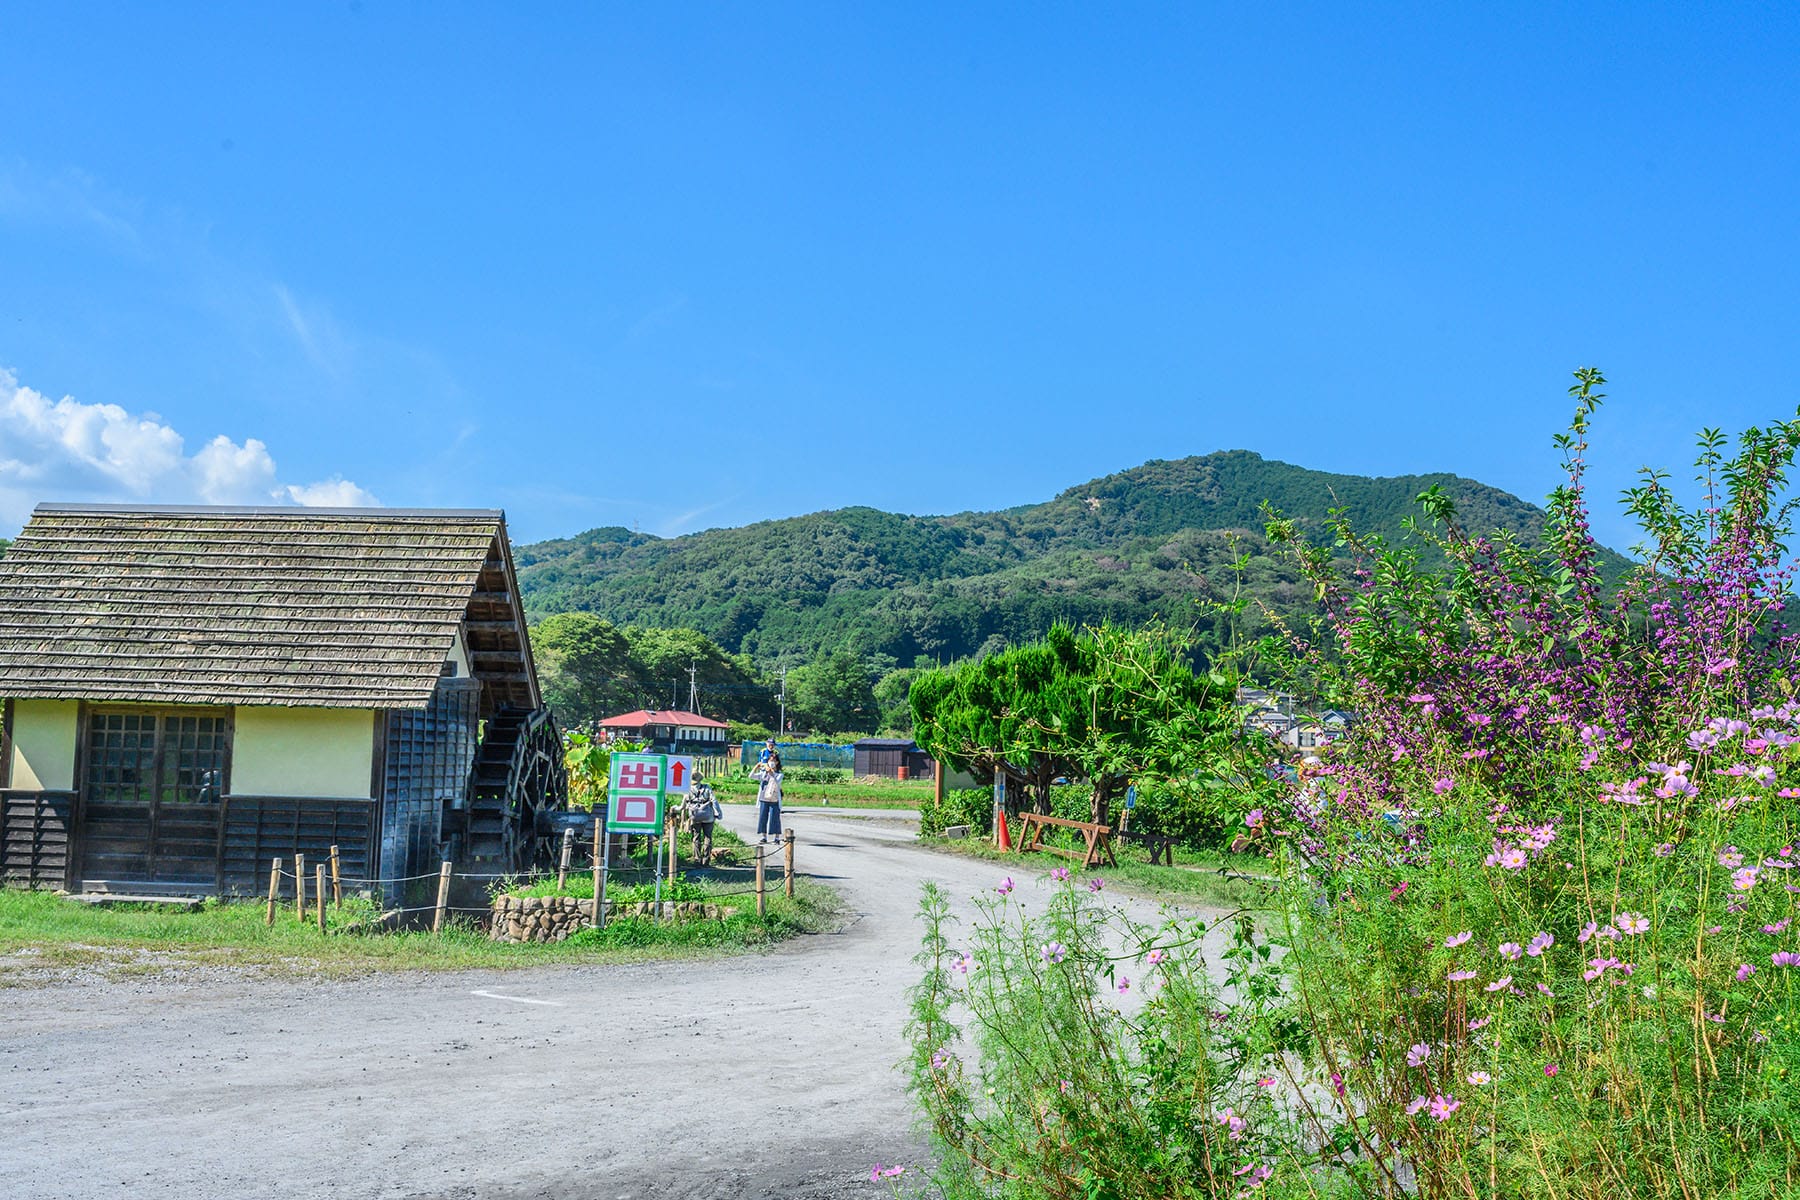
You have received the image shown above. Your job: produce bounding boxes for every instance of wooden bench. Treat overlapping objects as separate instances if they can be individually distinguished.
[1015,812,1117,869]
[1118,829,1177,866]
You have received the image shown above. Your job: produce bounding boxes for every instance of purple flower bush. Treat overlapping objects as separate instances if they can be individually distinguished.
[907,373,1798,1197]
[1252,372,1800,1195]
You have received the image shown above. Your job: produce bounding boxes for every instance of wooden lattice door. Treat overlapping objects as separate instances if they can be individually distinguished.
[80,710,230,888]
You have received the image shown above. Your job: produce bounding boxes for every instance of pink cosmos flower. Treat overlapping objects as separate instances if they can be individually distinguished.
[1764,918,1792,934]
[1499,942,1523,961]
[1447,969,1478,982]
[996,877,1015,895]
[1433,777,1455,794]
[1733,867,1761,892]
[1526,931,1554,957]
[1719,847,1745,868]
[1146,948,1166,965]
[1499,848,1528,871]
[1616,912,1650,935]
[1444,931,1473,948]
[1467,1071,1491,1086]
[1773,951,1800,968]
[954,953,976,975]
[1544,1063,1559,1077]
[1736,963,1757,982]
[1428,1095,1461,1121]
[1050,867,1071,883]
[1116,976,1130,994]
[1406,1042,1431,1067]
[1405,1095,1429,1115]
[1468,1016,1491,1031]
[1040,941,1067,964]
[1218,1107,1247,1139]
[1485,976,1513,992]
[1087,877,1104,892]
[1245,808,1265,829]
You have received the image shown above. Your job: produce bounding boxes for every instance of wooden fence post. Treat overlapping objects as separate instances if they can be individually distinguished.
[295,852,307,921]
[432,861,452,934]
[316,864,327,932]
[667,815,677,880]
[783,830,795,898]
[266,858,281,926]
[755,843,766,919]
[329,845,342,909]
[557,828,573,890]
[592,816,605,931]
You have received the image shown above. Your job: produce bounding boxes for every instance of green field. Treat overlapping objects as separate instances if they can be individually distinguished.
[713,775,933,809]
[0,869,844,982]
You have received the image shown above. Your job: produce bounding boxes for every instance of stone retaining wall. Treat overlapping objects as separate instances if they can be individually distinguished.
[490,894,730,943]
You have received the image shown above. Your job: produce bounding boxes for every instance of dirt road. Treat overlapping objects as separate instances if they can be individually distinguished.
[0,807,1221,1200]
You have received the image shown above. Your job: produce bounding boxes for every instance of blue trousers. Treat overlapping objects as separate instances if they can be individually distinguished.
[757,801,783,838]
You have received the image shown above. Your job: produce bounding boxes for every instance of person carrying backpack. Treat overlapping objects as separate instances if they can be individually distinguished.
[685,773,722,865]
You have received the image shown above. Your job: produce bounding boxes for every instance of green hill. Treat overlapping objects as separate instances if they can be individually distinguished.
[514,450,1615,666]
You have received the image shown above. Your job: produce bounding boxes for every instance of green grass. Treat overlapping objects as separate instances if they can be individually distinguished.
[0,873,846,983]
[714,775,933,809]
[921,831,1275,911]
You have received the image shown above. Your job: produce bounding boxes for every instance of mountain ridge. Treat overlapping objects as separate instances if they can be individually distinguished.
[514,450,1601,666]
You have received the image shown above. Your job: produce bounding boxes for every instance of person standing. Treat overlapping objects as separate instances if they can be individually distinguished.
[750,752,783,843]
[685,773,721,865]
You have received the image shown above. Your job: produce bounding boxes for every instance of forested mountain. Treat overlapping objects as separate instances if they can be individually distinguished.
[515,450,1622,669]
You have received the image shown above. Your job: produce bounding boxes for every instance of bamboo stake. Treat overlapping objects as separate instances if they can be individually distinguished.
[755,842,766,919]
[295,852,307,921]
[432,861,453,934]
[784,830,795,898]
[266,857,281,926]
[329,845,342,908]
[315,864,327,932]
[668,815,678,880]
[557,828,573,890]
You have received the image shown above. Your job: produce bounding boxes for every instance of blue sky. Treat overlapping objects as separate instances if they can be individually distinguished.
[2,5,1797,549]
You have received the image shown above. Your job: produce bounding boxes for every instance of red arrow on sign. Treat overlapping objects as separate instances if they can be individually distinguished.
[669,760,686,788]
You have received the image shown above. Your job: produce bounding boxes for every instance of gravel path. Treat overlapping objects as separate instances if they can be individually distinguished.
[0,806,1224,1200]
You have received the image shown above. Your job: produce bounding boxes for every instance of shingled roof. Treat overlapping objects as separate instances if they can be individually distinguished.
[0,504,540,711]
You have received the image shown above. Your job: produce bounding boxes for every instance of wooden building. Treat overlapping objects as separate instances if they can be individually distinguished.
[852,737,936,781]
[0,504,565,898]
[597,709,729,754]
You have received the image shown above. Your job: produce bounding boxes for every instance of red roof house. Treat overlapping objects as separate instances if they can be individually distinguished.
[597,709,729,749]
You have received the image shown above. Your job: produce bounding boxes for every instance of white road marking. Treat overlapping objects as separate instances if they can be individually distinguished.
[470,989,565,1006]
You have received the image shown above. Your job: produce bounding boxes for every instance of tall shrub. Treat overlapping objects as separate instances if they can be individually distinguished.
[1253,371,1800,1197]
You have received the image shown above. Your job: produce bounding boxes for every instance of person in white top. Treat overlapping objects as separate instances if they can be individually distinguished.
[749,752,783,843]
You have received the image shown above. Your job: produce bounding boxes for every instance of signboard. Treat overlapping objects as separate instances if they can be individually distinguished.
[607,753,667,833]
[665,755,695,796]
[1125,785,1137,811]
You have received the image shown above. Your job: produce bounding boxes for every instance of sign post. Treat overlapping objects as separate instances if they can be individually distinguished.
[1123,784,1136,834]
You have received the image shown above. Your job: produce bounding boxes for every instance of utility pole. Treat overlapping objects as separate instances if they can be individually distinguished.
[778,667,787,735]
[687,660,699,713]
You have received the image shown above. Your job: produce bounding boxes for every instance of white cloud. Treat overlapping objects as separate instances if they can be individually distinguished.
[283,478,380,508]
[0,367,378,529]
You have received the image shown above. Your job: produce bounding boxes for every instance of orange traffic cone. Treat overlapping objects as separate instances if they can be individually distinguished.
[996,810,1013,851]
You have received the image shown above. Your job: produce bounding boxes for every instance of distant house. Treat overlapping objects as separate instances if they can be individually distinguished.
[598,709,729,753]
[851,737,936,781]
[0,503,564,897]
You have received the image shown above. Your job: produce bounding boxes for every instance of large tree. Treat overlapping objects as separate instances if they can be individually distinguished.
[911,622,1230,825]
[788,649,879,734]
